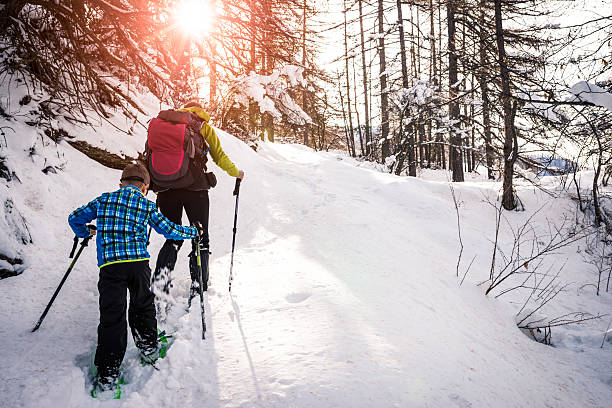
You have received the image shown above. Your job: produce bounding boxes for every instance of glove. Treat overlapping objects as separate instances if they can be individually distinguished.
[87,224,97,237]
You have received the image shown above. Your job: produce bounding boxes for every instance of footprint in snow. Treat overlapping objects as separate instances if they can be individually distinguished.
[285,292,311,303]
[448,394,472,408]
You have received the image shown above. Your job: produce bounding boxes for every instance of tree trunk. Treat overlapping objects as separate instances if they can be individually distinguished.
[248,0,258,135]
[478,3,494,179]
[410,5,417,79]
[494,0,517,209]
[262,1,276,141]
[447,0,464,182]
[593,151,605,228]
[396,0,416,176]
[358,0,371,158]
[410,5,423,168]
[207,0,218,109]
[353,58,365,156]
[344,0,356,157]
[378,0,390,163]
[429,0,436,83]
[302,0,309,147]
[429,0,439,169]
[418,115,426,168]
[416,6,421,75]
[338,74,352,156]
[462,19,471,173]
[590,122,611,231]
[396,0,409,88]
[438,2,443,91]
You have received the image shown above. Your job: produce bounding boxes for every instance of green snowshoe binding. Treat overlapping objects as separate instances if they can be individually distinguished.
[90,375,124,400]
[140,329,173,366]
[89,359,124,400]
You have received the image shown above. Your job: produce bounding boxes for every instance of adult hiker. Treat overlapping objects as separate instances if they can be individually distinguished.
[148,101,244,299]
[68,163,200,396]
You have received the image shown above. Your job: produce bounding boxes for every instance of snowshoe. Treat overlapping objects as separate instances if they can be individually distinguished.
[140,329,173,366]
[87,348,125,399]
[90,374,124,400]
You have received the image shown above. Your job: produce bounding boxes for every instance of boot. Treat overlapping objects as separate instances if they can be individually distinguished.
[91,368,123,399]
[140,330,172,366]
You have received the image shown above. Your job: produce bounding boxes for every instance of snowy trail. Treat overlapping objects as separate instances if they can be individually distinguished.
[127,142,611,407]
[1,132,611,408]
[143,144,471,407]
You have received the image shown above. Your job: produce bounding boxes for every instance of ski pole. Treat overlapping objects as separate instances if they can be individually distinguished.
[32,225,96,332]
[147,202,157,246]
[228,178,241,292]
[194,227,208,340]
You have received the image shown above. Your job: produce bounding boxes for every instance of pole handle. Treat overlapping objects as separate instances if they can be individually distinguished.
[70,224,97,256]
[79,225,97,249]
[233,178,241,196]
[69,237,79,258]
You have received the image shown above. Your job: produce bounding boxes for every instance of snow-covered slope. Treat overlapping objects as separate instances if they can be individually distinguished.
[0,114,611,407]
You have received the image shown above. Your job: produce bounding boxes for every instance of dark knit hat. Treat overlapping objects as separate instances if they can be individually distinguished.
[121,163,150,185]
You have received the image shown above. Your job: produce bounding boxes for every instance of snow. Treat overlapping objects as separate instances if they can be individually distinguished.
[1,90,612,407]
[570,81,612,112]
[520,90,566,124]
[232,65,311,126]
[367,33,387,41]
[394,79,437,110]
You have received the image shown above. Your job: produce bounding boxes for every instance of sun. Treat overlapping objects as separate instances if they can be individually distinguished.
[175,0,213,37]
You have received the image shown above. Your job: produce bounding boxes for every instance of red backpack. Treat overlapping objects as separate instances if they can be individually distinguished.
[144,110,215,192]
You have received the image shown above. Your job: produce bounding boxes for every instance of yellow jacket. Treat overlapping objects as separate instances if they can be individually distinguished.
[179,106,240,177]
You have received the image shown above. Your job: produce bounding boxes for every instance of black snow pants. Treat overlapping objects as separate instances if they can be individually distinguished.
[153,189,210,292]
[94,260,157,381]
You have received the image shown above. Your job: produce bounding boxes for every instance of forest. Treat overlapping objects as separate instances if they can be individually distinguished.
[2,1,612,214]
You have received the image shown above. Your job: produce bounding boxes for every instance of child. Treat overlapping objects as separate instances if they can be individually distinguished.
[68,163,198,396]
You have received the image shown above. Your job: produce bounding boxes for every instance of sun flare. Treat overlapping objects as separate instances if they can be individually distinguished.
[175,0,213,37]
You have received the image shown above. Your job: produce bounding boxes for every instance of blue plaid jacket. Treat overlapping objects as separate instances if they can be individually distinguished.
[68,185,196,268]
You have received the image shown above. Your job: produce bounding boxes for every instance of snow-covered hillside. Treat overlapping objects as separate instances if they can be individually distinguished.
[0,105,611,407]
